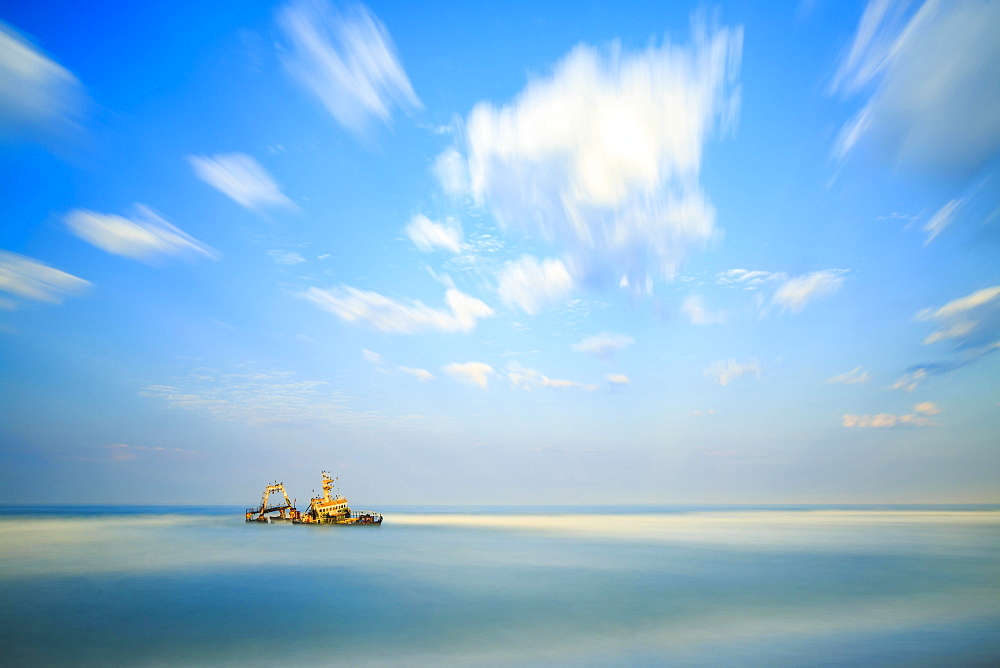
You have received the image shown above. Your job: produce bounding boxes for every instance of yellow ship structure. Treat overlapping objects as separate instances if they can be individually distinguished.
[245,471,382,525]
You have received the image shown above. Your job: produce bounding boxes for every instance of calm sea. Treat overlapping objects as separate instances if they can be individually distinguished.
[1,505,998,666]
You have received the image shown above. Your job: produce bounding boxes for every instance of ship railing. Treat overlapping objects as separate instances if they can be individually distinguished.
[246,504,293,513]
[246,507,298,518]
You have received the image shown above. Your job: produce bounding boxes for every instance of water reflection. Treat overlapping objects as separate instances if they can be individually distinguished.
[1,508,997,665]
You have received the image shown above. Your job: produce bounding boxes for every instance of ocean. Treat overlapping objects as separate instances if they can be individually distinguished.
[1,506,998,666]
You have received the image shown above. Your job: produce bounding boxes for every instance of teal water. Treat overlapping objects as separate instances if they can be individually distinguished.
[1,506,998,666]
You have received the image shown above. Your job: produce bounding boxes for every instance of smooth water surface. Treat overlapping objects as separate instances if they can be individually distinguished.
[1,506,998,666]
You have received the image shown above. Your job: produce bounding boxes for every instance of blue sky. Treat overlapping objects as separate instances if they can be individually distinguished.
[1,0,998,505]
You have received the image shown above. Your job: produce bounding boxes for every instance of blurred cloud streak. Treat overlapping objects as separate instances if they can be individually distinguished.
[0,251,90,308]
[278,0,422,137]
[0,22,85,141]
[64,206,217,264]
[833,0,1000,181]
[188,153,296,211]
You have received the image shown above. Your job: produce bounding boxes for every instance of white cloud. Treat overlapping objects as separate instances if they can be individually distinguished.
[0,22,85,139]
[0,251,90,307]
[824,366,872,385]
[832,0,1000,180]
[188,153,295,211]
[507,362,597,392]
[278,0,421,136]
[269,249,307,265]
[497,255,575,314]
[442,20,742,292]
[771,270,845,313]
[64,206,217,264]
[681,294,725,325]
[301,285,494,333]
[361,349,382,365]
[842,402,939,428]
[571,332,635,358]
[398,366,433,381]
[922,199,960,245]
[606,373,630,386]
[405,214,462,253]
[443,362,494,389]
[704,359,760,386]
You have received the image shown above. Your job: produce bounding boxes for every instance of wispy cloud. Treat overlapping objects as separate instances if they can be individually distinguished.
[278,0,421,137]
[771,270,846,313]
[434,147,467,196]
[268,249,307,265]
[916,285,1000,352]
[917,286,1000,322]
[891,368,927,393]
[107,443,196,462]
[605,373,630,386]
[571,332,635,358]
[704,359,760,386]
[922,322,976,346]
[361,348,382,365]
[832,0,1000,180]
[301,285,494,333]
[64,206,217,264]
[443,362,494,389]
[842,402,940,428]
[922,199,960,245]
[497,255,575,314]
[0,251,90,308]
[0,22,85,140]
[404,214,463,253]
[824,366,872,385]
[398,366,434,381]
[716,269,787,289]
[188,153,295,211]
[681,294,726,325]
[141,366,401,429]
[507,362,597,392]
[440,19,742,292]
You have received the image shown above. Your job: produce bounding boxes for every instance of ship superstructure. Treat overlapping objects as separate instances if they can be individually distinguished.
[245,482,301,522]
